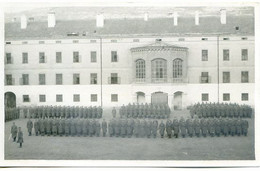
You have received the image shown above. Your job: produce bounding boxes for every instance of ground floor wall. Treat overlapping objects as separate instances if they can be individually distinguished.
[4,83,254,110]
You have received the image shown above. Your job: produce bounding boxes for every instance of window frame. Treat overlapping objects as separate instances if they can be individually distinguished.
[91,94,98,102]
[201,49,208,61]
[111,94,118,102]
[39,94,46,102]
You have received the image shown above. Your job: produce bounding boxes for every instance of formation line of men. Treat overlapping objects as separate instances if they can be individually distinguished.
[22,105,103,119]
[117,103,171,119]
[189,102,253,118]
[24,116,249,138]
[5,107,20,122]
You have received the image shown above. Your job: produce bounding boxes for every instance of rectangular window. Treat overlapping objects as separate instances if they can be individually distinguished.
[56,40,62,44]
[133,39,140,42]
[91,51,97,62]
[39,95,46,102]
[241,93,249,101]
[73,94,80,102]
[56,52,62,63]
[202,50,208,61]
[91,94,97,102]
[22,41,28,44]
[223,37,229,40]
[56,94,63,102]
[90,40,97,43]
[22,52,28,64]
[241,37,248,40]
[242,49,248,61]
[178,38,185,41]
[23,95,30,102]
[90,73,97,84]
[201,93,209,101]
[111,94,118,102]
[241,71,249,83]
[5,74,13,85]
[201,38,208,41]
[111,40,117,43]
[200,72,209,83]
[39,52,46,63]
[110,73,118,84]
[73,40,79,43]
[73,51,80,63]
[6,53,12,64]
[22,74,29,85]
[223,93,230,101]
[56,74,63,85]
[39,41,45,44]
[6,42,11,44]
[111,51,118,62]
[223,72,230,83]
[39,74,46,85]
[223,49,229,61]
[73,74,80,84]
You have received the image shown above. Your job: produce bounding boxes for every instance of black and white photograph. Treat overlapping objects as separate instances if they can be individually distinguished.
[0,0,260,167]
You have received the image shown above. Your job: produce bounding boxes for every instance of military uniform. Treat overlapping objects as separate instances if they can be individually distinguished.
[172,118,180,138]
[11,123,18,142]
[134,120,140,137]
[52,118,58,136]
[27,119,33,136]
[159,121,165,138]
[241,119,249,136]
[152,120,158,138]
[166,120,172,138]
[95,121,101,137]
[180,118,187,138]
[102,120,107,137]
[201,118,208,137]
[108,122,113,137]
[34,119,39,136]
[194,118,200,137]
[186,118,194,137]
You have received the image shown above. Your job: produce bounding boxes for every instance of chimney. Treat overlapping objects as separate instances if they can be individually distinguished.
[195,11,199,25]
[220,9,226,24]
[48,12,56,28]
[96,14,104,27]
[144,12,149,21]
[173,12,178,26]
[21,15,27,29]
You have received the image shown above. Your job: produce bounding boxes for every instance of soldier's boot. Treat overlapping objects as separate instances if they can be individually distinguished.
[161,135,163,138]
[19,143,22,148]
[13,137,16,142]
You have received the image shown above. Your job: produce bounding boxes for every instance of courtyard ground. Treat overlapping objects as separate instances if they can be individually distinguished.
[4,109,255,160]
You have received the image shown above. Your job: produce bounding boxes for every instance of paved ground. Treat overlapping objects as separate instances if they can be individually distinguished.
[4,109,255,160]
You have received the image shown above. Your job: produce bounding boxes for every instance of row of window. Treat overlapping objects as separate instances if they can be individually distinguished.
[23,94,118,103]
[5,73,120,85]
[201,49,248,61]
[201,93,249,101]
[5,48,249,65]
[5,51,118,64]
[5,37,249,45]
[200,71,249,83]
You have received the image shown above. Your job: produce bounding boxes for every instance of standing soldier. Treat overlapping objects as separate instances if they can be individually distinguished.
[236,118,242,136]
[208,118,215,137]
[152,120,158,138]
[215,118,221,137]
[93,106,97,118]
[58,118,63,136]
[201,118,208,137]
[97,106,102,119]
[223,118,229,136]
[241,119,249,136]
[146,119,152,138]
[95,120,101,137]
[39,118,45,136]
[194,117,201,137]
[108,121,113,137]
[114,119,120,137]
[230,119,236,136]
[76,118,82,136]
[121,119,127,138]
[89,119,94,137]
[27,119,33,136]
[52,118,58,136]
[172,117,180,138]
[186,117,194,137]
[17,127,23,148]
[134,119,140,138]
[140,119,146,138]
[70,118,76,136]
[159,120,165,138]
[166,119,172,138]
[64,118,70,136]
[34,119,39,136]
[82,119,87,137]
[126,119,132,138]
[11,122,18,142]
[102,119,107,137]
[180,117,187,138]
[112,107,117,118]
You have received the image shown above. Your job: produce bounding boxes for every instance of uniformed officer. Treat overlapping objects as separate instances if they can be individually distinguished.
[112,107,117,118]
[102,119,107,137]
[172,117,180,138]
[77,118,83,136]
[166,119,172,138]
[58,118,63,136]
[236,118,242,136]
[194,117,201,137]
[180,117,187,138]
[134,119,140,138]
[229,119,236,136]
[27,119,33,136]
[11,122,18,142]
[241,119,249,136]
[215,118,221,137]
[146,119,152,138]
[97,106,103,119]
[186,117,194,137]
[95,120,101,137]
[159,120,165,138]
[34,119,39,136]
[52,118,58,136]
[64,118,70,136]
[126,119,132,138]
[152,120,158,138]
[108,121,113,137]
[201,118,208,137]
[70,118,76,136]
[208,118,215,137]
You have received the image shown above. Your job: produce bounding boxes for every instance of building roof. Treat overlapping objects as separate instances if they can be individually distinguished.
[5,16,254,40]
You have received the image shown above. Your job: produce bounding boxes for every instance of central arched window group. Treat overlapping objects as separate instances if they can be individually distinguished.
[135,58,183,83]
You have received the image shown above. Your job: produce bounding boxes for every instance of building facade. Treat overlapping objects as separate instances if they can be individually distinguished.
[4,8,255,110]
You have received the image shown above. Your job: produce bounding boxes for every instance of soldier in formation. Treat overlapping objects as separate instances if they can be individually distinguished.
[11,122,18,142]
[5,107,20,122]
[189,102,253,118]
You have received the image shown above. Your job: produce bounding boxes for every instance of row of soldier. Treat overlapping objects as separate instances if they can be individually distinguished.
[5,107,20,122]
[26,117,249,138]
[22,105,103,119]
[117,103,171,119]
[189,102,253,118]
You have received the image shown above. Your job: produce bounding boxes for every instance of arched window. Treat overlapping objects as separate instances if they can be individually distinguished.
[151,58,167,83]
[136,59,146,82]
[173,58,183,78]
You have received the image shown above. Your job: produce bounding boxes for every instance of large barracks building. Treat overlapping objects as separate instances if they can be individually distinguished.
[4,7,254,110]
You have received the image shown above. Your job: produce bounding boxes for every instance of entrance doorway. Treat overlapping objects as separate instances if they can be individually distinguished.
[174,91,183,110]
[151,92,168,104]
[136,92,145,104]
[4,92,16,108]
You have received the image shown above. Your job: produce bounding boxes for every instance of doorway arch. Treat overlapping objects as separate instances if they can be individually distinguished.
[151,91,168,104]
[174,91,183,110]
[136,92,145,104]
[4,92,16,108]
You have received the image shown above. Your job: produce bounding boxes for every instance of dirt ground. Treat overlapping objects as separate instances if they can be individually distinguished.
[4,109,255,160]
